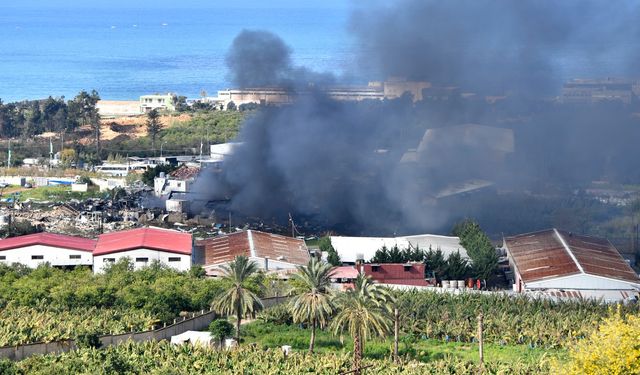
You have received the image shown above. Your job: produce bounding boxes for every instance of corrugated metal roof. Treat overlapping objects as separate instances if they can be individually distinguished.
[199,230,310,267]
[0,232,96,252]
[505,229,640,285]
[95,227,192,256]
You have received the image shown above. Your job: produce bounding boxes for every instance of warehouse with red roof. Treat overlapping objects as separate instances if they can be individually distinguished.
[0,232,96,268]
[504,228,640,302]
[196,230,310,277]
[93,227,193,273]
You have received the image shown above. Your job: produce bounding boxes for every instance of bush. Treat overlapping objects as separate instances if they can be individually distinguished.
[257,304,293,325]
[555,309,640,374]
[75,332,102,349]
[209,319,234,344]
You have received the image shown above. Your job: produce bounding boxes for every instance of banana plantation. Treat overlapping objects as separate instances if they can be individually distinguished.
[2,340,551,375]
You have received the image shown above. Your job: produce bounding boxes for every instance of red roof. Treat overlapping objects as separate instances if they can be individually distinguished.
[330,266,359,279]
[0,232,96,252]
[197,230,309,266]
[362,263,429,286]
[94,227,192,256]
[505,228,640,284]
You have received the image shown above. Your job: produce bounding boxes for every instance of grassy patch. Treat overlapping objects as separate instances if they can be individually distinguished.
[242,321,564,365]
[13,185,105,202]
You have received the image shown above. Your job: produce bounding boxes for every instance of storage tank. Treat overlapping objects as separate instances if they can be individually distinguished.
[441,280,450,289]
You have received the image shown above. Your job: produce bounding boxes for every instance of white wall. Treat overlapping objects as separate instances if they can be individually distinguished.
[526,273,640,291]
[0,245,93,268]
[93,248,191,273]
[204,257,299,275]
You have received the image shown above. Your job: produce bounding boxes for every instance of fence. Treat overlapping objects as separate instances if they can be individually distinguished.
[0,296,289,361]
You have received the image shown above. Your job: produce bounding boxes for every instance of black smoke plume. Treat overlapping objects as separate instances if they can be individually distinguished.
[199,1,640,236]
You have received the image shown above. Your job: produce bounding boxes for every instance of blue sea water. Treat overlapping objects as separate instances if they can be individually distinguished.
[0,1,354,102]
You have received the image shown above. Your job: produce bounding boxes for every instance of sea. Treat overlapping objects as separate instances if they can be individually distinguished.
[0,0,355,102]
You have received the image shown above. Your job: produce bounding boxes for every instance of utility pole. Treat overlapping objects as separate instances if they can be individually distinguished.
[478,313,484,372]
[7,140,11,168]
[228,211,232,233]
[288,213,295,238]
[393,307,399,363]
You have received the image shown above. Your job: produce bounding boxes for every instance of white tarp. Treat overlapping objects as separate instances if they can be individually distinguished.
[170,331,213,347]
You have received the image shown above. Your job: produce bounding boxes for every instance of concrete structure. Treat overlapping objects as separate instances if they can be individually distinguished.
[197,230,310,276]
[210,142,242,162]
[330,234,467,264]
[93,227,193,273]
[562,78,635,104]
[361,263,429,287]
[209,79,431,109]
[154,165,200,197]
[504,228,640,302]
[140,94,176,113]
[95,161,153,177]
[0,233,96,268]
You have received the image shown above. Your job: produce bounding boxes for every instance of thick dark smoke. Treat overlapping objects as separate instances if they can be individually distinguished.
[226,30,335,90]
[199,1,640,236]
[350,0,640,95]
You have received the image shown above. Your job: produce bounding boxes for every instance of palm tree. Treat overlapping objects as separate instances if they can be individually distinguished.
[289,258,335,353]
[213,256,263,342]
[331,273,393,375]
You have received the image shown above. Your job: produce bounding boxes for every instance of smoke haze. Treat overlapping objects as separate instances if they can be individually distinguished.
[202,1,640,236]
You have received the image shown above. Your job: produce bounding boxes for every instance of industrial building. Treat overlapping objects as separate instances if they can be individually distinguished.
[208,79,431,108]
[503,228,640,302]
[561,78,636,104]
[329,263,429,289]
[0,233,96,268]
[93,227,194,273]
[329,234,467,264]
[361,263,429,287]
[196,230,310,277]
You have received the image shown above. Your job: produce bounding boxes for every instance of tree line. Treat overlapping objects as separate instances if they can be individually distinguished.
[0,91,100,139]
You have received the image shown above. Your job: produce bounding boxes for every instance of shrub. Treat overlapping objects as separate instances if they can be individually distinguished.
[257,304,293,325]
[75,332,102,349]
[555,309,640,375]
[209,319,233,345]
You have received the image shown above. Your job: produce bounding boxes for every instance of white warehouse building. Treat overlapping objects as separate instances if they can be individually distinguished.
[93,227,194,273]
[329,233,468,264]
[0,232,96,268]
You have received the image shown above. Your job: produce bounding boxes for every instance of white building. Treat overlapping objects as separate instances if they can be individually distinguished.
[93,227,193,273]
[210,142,242,162]
[504,228,640,302]
[154,165,200,197]
[330,234,468,264]
[0,233,96,268]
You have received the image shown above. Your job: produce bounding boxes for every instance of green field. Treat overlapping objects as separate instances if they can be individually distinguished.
[11,185,104,202]
[242,321,563,366]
